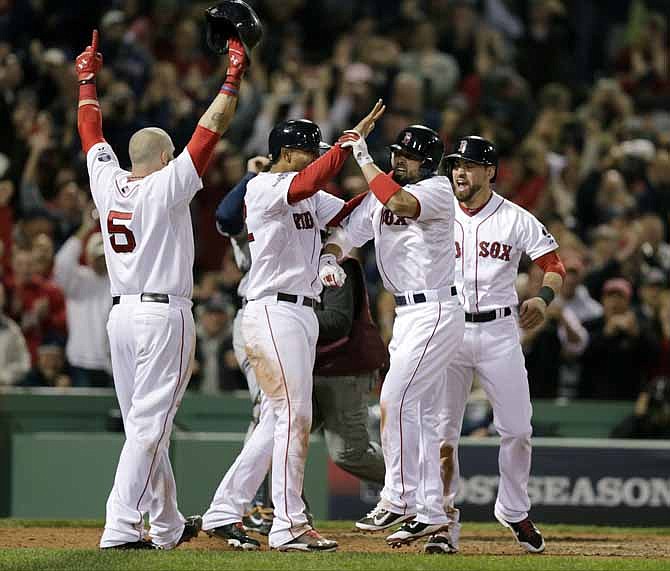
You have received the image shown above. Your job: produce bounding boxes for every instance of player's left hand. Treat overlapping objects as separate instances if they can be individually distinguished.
[75,29,102,81]
[319,253,346,287]
[519,297,547,330]
[226,37,247,81]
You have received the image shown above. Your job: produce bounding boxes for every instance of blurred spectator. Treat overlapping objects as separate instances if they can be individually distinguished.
[519,265,589,398]
[611,376,670,439]
[20,340,71,388]
[558,255,603,323]
[0,282,30,385]
[580,278,655,399]
[191,294,246,394]
[3,247,66,363]
[53,206,112,388]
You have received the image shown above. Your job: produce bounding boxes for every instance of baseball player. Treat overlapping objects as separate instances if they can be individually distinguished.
[201,102,385,552]
[424,136,566,555]
[77,29,247,549]
[323,124,465,547]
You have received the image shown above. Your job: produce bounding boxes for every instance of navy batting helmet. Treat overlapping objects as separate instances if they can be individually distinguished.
[268,120,330,162]
[444,136,498,182]
[205,0,263,56]
[390,125,444,176]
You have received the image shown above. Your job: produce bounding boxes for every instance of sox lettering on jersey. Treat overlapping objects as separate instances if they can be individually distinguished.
[454,240,512,262]
[381,208,408,226]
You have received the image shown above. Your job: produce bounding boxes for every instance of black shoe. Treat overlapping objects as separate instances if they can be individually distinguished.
[386,520,446,547]
[176,515,202,547]
[243,505,274,536]
[355,505,415,531]
[495,510,545,553]
[424,531,457,554]
[102,539,158,550]
[206,522,261,551]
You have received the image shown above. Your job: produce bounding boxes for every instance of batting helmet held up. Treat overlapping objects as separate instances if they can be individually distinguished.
[444,135,499,182]
[205,0,263,56]
[268,119,330,162]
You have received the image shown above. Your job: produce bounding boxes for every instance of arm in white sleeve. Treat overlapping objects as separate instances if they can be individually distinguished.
[53,236,84,297]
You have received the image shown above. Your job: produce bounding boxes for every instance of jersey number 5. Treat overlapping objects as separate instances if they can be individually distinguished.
[107,211,137,253]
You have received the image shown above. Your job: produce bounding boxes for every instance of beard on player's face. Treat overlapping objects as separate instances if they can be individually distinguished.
[391,153,422,184]
[452,162,489,203]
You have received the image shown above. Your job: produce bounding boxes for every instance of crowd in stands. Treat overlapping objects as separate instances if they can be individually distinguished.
[0,1,669,433]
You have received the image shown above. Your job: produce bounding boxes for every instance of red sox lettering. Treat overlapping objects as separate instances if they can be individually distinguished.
[454,241,512,261]
[381,208,408,226]
[293,211,315,230]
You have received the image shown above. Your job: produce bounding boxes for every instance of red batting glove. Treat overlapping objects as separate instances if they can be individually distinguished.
[225,37,247,86]
[76,29,103,81]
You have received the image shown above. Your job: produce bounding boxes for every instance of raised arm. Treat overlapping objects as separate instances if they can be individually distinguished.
[76,30,105,154]
[186,37,247,177]
[287,100,386,204]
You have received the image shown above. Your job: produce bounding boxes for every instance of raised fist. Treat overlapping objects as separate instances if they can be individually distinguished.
[226,37,247,82]
[75,30,103,81]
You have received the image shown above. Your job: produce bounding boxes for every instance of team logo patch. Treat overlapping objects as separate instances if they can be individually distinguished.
[541,226,557,243]
[458,140,467,153]
[402,132,412,145]
[97,153,112,162]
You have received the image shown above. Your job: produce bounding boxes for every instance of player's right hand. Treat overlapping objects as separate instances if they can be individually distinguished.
[319,254,346,288]
[76,29,103,81]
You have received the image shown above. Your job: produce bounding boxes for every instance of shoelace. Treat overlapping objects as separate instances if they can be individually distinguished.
[516,519,538,537]
[365,505,386,518]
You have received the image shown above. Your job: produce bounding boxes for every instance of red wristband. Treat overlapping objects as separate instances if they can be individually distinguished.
[79,82,98,101]
[369,173,402,204]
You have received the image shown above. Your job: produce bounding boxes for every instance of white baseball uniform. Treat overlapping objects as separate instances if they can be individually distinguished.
[88,142,201,549]
[440,191,559,524]
[203,171,344,548]
[337,175,464,525]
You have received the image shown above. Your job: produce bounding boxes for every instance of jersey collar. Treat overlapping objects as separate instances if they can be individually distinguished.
[457,191,502,219]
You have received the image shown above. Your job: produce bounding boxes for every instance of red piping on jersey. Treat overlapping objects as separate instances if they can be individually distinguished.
[458,193,493,217]
[287,144,350,204]
[135,309,186,537]
[474,197,504,312]
[264,306,296,538]
[397,302,442,513]
[533,251,566,278]
[186,125,220,177]
[454,219,466,307]
[247,233,255,242]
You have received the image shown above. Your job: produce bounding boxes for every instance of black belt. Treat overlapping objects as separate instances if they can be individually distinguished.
[112,293,170,305]
[394,286,457,306]
[465,307,512,323]
[276,292,317,308]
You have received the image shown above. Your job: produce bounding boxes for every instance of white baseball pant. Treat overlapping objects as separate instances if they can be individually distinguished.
[439,315,533,522]
[100,295,195,549]
[378,297,464,525]
[206,297,318,547]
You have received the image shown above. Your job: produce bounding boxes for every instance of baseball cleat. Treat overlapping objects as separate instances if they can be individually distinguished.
[273,529,338,552]
[101,539,158,550]
[176,515,202,547]
[206,522,261,551]
[424,531,458,554]
[494,510,545,553]
[243,505,274,536]
[356,505,415,531]
[385,520,447,547]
